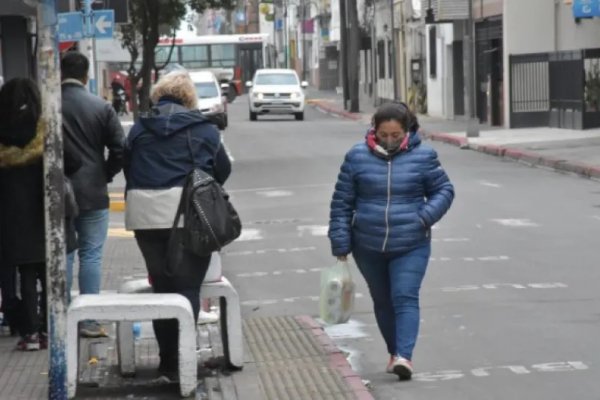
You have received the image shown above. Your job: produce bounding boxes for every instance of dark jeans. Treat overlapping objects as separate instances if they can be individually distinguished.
[18,262,47,336]
[134,229,210,370]
[352,243,431,361]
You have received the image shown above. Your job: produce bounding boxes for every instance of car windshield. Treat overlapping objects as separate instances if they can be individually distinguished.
[195,82,219,99]
[254,73,298,86]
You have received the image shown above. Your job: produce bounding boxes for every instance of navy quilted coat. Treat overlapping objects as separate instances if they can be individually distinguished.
[328,132,454,256]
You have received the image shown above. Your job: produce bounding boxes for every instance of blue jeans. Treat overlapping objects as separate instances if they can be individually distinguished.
[352,243,431,360]
[67,209,110,301]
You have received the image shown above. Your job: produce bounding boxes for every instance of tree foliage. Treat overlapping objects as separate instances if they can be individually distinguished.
[120,0,235,117]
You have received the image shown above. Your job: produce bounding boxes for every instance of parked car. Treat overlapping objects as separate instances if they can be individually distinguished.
[246,69,308,121]
[189,70,228,130]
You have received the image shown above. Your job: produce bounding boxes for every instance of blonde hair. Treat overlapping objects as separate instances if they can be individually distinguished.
[150,71,198,110]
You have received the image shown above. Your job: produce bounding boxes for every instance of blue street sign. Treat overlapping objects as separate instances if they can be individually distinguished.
[92,9,115,39]
[58,12,84,43]
[573,0,600,18]
[275,19,283,31]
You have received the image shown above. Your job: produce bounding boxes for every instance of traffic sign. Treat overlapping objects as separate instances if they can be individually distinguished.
[93,10,115,39]
[58,12,84,43]
[573,0,600,17]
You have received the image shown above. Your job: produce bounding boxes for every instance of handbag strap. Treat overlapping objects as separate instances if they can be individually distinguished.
[166,129,196,276]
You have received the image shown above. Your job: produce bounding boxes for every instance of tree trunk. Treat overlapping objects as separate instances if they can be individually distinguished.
[129,75,140,119]
[138,0,160,113]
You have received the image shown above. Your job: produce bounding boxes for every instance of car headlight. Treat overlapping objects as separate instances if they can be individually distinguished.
[210,103,224,113]
[253,92,264,100]
[290,92,302,99]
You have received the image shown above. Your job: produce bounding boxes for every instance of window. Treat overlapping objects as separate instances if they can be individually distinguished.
[378,40,385,79]
[210,44,235,67]
[181,45,209,68]
[429,26,437,78]
[195,82,219,99]
[155,45,177,65]
[255,73,298,85]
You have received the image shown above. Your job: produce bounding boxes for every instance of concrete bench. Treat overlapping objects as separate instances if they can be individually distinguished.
[118,276,243,370]
[67,294,197,399]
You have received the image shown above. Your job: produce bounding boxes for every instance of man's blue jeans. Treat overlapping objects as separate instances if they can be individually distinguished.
[67,209,109,301]
[352,243,431,361]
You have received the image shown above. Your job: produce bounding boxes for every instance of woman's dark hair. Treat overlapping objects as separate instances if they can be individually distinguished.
[372,101,419,133]
[0,78,41,147]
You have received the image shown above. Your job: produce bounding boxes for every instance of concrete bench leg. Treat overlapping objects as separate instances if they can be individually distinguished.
[203,277,243,369]
[67,313,79,399]
[117,321,135,376]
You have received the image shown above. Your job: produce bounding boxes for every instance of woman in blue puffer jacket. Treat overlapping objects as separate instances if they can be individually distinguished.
[328,102,454,380]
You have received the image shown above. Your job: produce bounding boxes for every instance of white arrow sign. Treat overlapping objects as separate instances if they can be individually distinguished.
[95,15,111,34]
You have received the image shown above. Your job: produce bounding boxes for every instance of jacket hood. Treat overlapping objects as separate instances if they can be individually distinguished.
[0,120,44,168]
[139,99,208,137]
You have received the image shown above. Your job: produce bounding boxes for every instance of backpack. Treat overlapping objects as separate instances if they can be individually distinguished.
[168,131,241,261]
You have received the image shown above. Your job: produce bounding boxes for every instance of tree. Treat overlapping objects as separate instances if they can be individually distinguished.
[120,0,235,118]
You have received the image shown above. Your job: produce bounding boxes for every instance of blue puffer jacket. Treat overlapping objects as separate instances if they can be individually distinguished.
[328,131,454,256]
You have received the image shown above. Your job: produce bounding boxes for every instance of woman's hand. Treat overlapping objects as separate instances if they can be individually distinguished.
[337,255,348,262]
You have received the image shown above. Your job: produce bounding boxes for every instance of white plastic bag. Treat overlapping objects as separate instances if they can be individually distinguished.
[319,260,356,325]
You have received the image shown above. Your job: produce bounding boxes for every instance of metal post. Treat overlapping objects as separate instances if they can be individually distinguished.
[339,0,349,109]
[37,1,68,399]
[465,0,479,137]
[81,0,96,94]
[284,0,289,68]
[302,0,307,81]
[390,0,398,100]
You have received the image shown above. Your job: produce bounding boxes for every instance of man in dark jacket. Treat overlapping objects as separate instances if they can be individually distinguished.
[61,51,125,337]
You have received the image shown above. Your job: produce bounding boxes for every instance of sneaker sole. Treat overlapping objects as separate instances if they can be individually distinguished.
[393,364,412,380]
[25,344,40,351]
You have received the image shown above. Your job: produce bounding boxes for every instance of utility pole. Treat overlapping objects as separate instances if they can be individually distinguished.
[339,0,349,109]
[302,0,307,81]
[37,0,68,398]
[464,0,479,137]
[390,0,398,100]
[284,0,289,68]
[347,0,359,112]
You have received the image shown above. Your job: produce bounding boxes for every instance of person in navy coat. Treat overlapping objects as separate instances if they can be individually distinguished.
[329,102,454,380]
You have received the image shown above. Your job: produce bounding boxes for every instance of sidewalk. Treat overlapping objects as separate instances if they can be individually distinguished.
[306,90,600,181]
[0,225,373,399]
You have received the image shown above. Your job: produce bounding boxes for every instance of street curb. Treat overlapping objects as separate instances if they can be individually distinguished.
[307,99,364,121]
[307,100,600,180]
[295,315,375,400]
[422,132,600,180]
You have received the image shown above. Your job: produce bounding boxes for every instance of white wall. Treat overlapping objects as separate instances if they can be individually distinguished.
[503,0,600,127]
[426,23,452,118]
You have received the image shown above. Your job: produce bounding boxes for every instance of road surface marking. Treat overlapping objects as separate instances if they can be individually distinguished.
[297,225,328,237]
[229,183,331,194]
[237,228,263,241]
[492,218,540,227]
[242,293,364,307]
[223,246,317,256]
[479,181,502,188]
[430,256,510,262]
[440,282,567,292]
[256,190,293,197]
[413,361,588,382]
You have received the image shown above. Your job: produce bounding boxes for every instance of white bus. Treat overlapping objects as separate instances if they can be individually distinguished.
[157,33,273,101]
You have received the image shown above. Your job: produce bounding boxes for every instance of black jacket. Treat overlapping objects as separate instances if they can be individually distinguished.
[0,122,81,266]
[62,81,125,211]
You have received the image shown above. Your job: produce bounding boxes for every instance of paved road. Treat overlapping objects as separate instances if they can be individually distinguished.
[221,96,600,400]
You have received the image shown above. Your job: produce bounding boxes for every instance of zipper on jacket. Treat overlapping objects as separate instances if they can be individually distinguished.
[382,160,392,251]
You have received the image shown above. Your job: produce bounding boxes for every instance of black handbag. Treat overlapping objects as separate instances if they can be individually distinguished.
[167,130,241,266]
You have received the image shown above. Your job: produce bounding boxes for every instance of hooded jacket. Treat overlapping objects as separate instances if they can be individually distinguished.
[328,130,454,256]
[0,121,81,265]
[124,99,231,230]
